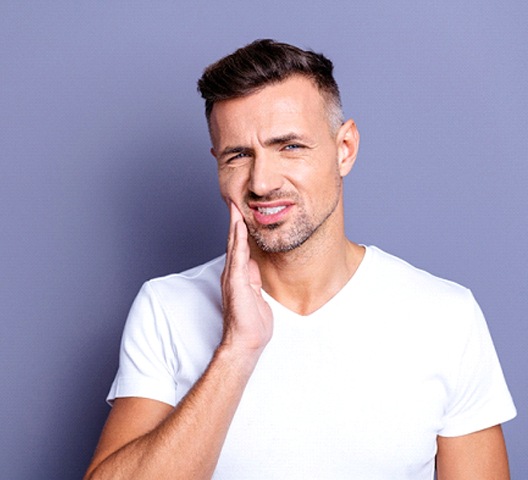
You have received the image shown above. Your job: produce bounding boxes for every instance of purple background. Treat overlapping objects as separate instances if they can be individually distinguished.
[1,2,526,478]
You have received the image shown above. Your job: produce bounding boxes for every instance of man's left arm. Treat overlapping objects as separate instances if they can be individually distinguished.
[436,424,510,479]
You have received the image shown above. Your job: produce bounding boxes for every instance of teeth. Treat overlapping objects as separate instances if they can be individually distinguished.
[257,206,286,215]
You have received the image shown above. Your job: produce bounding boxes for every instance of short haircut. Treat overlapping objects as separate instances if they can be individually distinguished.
[197,39,344,133]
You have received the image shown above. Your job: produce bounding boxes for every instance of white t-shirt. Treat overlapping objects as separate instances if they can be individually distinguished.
[108,246,516,479]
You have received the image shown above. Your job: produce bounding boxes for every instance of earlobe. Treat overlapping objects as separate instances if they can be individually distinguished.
[337,119,360,177]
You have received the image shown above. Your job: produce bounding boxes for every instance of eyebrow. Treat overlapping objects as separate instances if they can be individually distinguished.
[218,133,309,159]
[263,132,308,147]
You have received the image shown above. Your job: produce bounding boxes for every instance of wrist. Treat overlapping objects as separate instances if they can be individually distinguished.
[214,341,263,378]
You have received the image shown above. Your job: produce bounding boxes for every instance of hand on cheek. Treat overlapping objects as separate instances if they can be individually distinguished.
[220,202,273,356]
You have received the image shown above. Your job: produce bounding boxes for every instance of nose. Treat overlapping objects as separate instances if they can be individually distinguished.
[249,153,283,197]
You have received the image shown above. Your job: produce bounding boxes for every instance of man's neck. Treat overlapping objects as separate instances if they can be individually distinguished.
[250,232,365,317]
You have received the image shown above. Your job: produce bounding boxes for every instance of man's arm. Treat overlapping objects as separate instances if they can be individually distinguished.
[84,204,273,480]
[436,425,510,479]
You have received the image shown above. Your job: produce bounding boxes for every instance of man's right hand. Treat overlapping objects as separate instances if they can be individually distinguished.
[220,202,273,356]
[84,202,273,480]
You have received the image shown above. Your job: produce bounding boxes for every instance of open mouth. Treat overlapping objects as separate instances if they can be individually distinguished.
[251,203,292,225]
[257,206,287,215]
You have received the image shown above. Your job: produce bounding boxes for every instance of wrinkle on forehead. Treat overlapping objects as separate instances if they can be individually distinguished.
[209,76,330,151]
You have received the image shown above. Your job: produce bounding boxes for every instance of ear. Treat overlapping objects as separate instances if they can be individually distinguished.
[336,119,360,177]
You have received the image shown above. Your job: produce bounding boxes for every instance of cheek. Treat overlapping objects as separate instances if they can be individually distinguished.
[294,164,336,191]
[317,161,342,187]
[218,172,245,203]
[299,165,341,208]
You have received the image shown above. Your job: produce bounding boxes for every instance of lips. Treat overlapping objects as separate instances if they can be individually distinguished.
[249,201,293,225]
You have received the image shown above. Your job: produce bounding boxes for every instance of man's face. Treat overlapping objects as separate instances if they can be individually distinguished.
[210,75,354,253]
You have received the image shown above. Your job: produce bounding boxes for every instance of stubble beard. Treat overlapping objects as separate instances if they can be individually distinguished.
[246,189,341,254]
[247,214,315,253]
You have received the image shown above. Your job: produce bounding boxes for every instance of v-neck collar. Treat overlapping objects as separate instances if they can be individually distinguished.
[260,245,373,320]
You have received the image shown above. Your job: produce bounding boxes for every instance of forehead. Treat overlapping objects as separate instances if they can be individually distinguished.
[209,75,328,148]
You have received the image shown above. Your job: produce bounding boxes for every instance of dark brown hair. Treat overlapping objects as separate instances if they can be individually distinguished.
[197,39,344,131]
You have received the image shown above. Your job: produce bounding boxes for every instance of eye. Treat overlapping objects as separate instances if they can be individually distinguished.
[227,152,250,163]
[283,144,304,151]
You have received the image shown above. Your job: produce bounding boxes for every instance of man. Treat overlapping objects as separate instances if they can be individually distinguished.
[85,40,516,479]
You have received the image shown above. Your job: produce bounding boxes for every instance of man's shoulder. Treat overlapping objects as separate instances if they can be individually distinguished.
[150,254,225,284]
[141,254,225,307]
[362,246,481,337]
[366,245,472,301]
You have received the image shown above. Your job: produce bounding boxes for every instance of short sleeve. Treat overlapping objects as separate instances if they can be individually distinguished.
[107,282,179,407]
[439,293,516,437]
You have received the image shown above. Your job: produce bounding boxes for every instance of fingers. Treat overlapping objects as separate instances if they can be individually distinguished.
[224,203,250,287]
[227,202,243,256]
[228,202,249,258]
[229,201,244,225]
[229,209,262,295]
[228,202,244,244]
[221,204,272,353]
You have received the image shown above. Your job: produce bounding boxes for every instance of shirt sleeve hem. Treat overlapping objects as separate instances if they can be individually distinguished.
[438,404,517,438]
[106,376,177,408]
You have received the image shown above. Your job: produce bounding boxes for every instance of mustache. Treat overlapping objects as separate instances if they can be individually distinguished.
[246,191,297,202]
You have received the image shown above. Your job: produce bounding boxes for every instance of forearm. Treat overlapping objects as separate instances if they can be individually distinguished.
[85,345,260,480]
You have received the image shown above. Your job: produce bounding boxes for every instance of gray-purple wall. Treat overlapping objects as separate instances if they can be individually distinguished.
[1,2,526,478]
